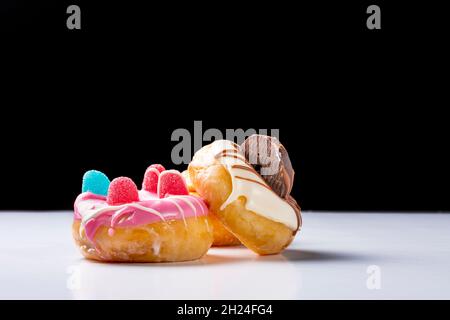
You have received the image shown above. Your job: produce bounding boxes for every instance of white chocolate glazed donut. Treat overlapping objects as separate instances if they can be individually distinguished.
[189,140,301,255]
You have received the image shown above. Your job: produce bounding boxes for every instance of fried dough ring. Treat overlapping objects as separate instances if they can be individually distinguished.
[182,170,240,246]
[72,216,213,263]
[189,162,295,255]
[209,214,241,246]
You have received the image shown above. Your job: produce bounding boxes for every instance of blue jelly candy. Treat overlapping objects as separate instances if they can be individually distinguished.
[82,170,110,196]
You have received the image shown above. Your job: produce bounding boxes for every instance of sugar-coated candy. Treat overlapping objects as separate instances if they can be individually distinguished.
[142,167,160,193]
[82,170,110,196]
[107,177,139,205]
[149,164,165,173]
[157,170,189,198]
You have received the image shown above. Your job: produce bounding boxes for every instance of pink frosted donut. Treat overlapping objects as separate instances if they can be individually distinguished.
[73,190,213,262]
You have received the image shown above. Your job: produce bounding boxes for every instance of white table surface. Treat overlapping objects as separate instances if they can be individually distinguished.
[0,211,449,299]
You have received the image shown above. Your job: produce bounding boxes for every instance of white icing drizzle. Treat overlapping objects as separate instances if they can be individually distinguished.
[78,203,170,238]
[206,140,298,231]
[170,196,198,218]
[76,191,209,236]
[188,196,207,215]
[204,217,211,233]
[165,198,188,227]
[79,201,167,225]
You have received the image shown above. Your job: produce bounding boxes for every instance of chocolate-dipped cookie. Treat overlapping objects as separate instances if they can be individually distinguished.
[240,135,294,199]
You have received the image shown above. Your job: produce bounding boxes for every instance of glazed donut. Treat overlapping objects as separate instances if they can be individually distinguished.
[208,214,241,246]
[182,170,240,246]
[73,166,213,262]
[188,137,301,255]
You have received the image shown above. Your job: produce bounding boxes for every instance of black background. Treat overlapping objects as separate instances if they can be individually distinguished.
[1,1,448,212]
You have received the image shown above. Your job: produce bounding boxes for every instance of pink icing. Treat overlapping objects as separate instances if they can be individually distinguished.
[74,191,208,244]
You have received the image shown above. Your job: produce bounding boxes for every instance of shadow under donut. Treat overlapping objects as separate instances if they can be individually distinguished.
[280,248,378,263]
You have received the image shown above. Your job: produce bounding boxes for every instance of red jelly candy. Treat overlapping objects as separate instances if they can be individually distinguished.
[149,164,165,173]
[157,170,189,198]
[107,177,139,205]
[142,167,160,193]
